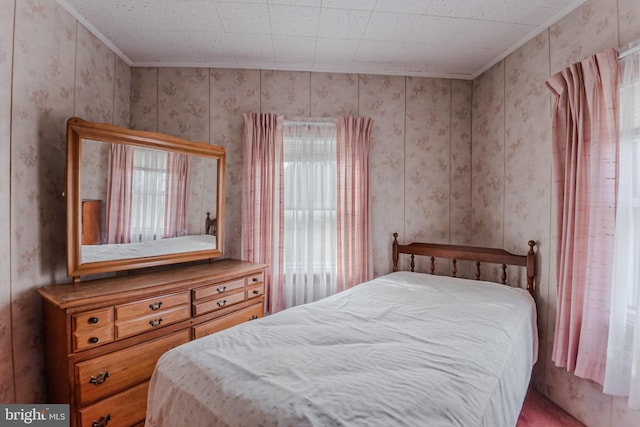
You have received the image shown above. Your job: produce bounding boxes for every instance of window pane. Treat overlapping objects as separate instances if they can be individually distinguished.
[282,122,338,307]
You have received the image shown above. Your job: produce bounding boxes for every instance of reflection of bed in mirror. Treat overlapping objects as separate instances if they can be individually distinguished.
[82,234,217,263]
[82,213,217,263]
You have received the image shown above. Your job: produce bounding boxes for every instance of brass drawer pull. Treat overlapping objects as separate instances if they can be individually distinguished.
[89,337,99,344]
[90,371,110,385]
[88,317,99,324]
[252,277,259,282]
[149,301,163,311]
[249,315,259,320]
[149,318,163,327]
[252,289,260,295]
[216,286,226,293]
[92,414,111,427]
[216,300,227,307]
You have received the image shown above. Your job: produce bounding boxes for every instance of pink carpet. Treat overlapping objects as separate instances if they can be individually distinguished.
[517,388,585,427]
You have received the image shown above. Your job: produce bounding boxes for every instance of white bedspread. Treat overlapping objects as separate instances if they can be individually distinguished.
[146,272,538,427]
[81,234,216,263]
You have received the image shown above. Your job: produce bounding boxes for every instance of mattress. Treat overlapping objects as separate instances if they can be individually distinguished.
[145,271,538,427]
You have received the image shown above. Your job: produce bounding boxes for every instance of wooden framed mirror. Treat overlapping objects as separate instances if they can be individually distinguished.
[66,117,226,280]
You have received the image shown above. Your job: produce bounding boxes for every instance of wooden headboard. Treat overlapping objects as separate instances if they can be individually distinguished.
[205,212,217,236]
[392,233,536,295]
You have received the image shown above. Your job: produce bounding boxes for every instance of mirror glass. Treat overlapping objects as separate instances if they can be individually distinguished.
[66,118,226,279]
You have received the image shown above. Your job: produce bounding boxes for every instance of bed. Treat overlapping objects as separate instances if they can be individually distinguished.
[145,234,538,427]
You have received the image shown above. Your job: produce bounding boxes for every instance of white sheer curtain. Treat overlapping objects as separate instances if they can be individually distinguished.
[282,120,337,308]
[603,47,640,409]
[130,147,167,242]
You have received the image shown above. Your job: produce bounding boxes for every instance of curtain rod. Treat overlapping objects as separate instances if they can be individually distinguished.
[619,44,640,59]
[284,120,336,127]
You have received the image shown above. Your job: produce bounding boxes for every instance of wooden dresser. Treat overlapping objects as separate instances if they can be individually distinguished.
[38,259,267,427]
[81,200,102,245]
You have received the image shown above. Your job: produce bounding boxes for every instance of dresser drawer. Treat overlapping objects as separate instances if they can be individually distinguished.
[192,290,245,316]
[75,330,189,406]
[77,381,149,427]
[193,278,244,301]
[73,308,114,332]
[193,302,263,339]
[115,305,190,339]
[73,326,115,352]
[247,272,264,286]
[115,291,189,321]
[247,283,264,299]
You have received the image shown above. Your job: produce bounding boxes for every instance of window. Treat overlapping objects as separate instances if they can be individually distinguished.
[615,57,640,312]
[603,49,640,408]
[282,121,337,307]
[624,87,640,311]
[242,113,373,313]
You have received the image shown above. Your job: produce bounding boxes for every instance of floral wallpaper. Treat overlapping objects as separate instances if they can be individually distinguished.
[472,61,505,250]
[310,72,359,118]
[130,68,158,132]
[209,69,260,258]
[503,30,553,392]
[11,0,77,402]
[549,0,619,75]
[74,26,115,124]
[450,80,473,247]
[4,0,640,426]
[358,75,408,275]
[0,0,15,405]
[5,0,130,403]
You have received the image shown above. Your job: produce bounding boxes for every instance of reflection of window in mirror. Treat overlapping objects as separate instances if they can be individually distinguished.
[105,145,194,244]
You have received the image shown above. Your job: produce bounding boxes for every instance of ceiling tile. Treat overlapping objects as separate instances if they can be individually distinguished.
[314,38,360,64]
[268,4,320,37]
[268,0,322,6]
[214,1,271,34]
[272,35,316,62]
[373,0,429,14]
[321,0,377,11]
[317,7,372,39]
[227,33,275,63]
[122,30,234,64]
[354,40,402,63]
[361,12,421,41]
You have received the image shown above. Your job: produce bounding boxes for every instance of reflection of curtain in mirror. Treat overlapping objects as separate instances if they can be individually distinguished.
[164,152,190,238]
[106,144,134,244]
[131,147,167,242]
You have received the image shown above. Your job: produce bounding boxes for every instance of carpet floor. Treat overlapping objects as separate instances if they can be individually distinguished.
[517,388,585,427]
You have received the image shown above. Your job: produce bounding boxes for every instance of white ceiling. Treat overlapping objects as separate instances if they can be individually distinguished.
[58,0,586,80]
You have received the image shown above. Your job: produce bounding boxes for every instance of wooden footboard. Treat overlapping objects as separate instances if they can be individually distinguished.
[392,233,536,295]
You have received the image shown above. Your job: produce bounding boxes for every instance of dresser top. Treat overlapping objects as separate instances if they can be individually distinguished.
[38,259,267,309]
